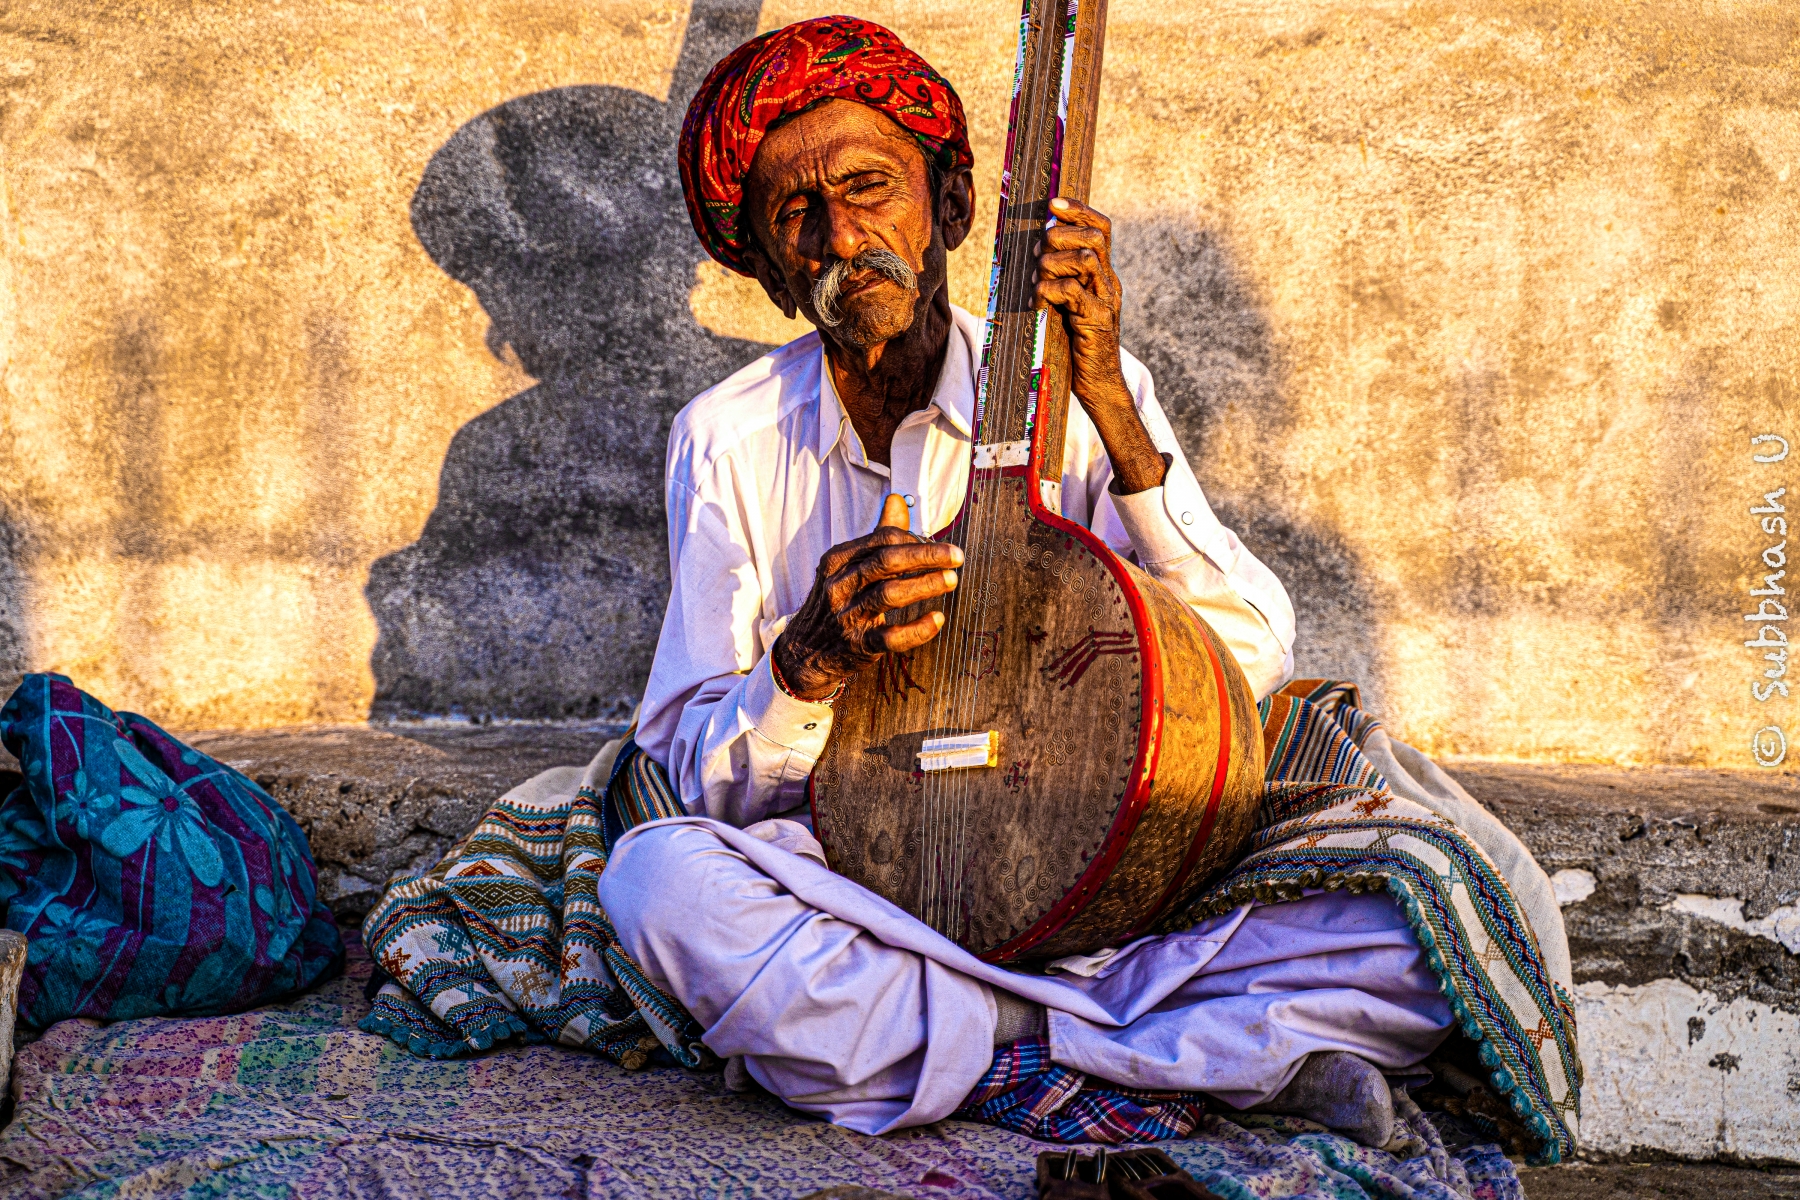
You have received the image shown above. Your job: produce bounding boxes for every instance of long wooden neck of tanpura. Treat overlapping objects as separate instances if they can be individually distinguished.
[969,0,1109,516]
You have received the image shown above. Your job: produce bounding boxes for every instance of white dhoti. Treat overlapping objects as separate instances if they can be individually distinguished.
[600,816,1454,1136]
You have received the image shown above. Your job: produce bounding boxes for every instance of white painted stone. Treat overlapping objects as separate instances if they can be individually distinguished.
[1575,978,1800,1163]
[1551,868,1596,906]
[1664,895,1800,955]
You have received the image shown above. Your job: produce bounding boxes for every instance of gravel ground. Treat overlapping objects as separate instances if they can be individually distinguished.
[1520,1163,1800,1198]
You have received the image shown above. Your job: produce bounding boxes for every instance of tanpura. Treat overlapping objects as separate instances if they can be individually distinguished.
[809,0,1265,963]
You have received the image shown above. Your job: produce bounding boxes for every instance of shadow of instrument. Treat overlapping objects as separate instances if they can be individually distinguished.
[809,0,1265,963]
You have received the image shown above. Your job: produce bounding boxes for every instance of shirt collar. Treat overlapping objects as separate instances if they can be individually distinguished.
[813,304,982,465]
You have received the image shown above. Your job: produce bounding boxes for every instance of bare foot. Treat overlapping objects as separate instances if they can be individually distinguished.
[1249,1051,1397,1147]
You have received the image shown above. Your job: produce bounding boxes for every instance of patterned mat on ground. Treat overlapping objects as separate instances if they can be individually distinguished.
[0,929,1522,1200]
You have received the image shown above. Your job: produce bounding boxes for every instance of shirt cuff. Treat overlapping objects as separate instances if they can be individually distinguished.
[742,652,834,759]
[1110,456,1233,570]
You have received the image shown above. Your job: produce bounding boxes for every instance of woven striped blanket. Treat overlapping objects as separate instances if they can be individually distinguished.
[360,679,1578,1168]
[361,743,702,1068]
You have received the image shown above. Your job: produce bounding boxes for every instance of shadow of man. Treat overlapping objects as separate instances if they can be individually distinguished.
[367,0,772,722]
[1111,214,1388,707]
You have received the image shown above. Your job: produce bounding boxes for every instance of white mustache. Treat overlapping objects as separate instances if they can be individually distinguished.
[812,249,918,327]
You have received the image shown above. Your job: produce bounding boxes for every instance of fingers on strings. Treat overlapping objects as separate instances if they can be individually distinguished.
[871,609,947,655]
[867,569,958,612]
[832,543,961,599]
[818,524,946,577]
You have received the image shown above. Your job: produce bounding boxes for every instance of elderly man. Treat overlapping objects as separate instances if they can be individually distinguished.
[603,17,1450,1145]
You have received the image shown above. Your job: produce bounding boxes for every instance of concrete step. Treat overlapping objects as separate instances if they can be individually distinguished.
[1446,762,1800,1018]
[180,722,627,919]
[1519,1162,1800,1198]
[5,725,1797,1166]
[1446,762,1798,1167]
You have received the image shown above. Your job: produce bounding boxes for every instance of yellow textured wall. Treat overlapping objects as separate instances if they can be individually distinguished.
[0,1,692,724]
[1,0,1795,768]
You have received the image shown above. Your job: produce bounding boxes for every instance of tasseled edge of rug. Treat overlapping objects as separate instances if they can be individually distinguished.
[1380,874,1568,1168]
[358,1010,469,1060]
[358,988,536,1060]
[1167,866,1570,1167]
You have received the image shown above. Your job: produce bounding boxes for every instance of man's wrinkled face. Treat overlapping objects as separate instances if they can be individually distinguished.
[742,100,945,350]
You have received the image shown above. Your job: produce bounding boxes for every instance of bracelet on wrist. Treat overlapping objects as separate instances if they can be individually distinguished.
[769,649,847,707]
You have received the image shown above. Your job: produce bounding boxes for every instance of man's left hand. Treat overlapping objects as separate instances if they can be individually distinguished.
[1035,197,1166,494]
[1035,197,1128,405]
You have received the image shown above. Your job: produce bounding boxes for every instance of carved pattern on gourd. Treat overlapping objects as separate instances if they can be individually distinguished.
[1041,628,1136,690]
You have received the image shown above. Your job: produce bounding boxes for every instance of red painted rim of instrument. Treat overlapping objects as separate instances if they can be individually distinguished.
[978,462,1168,962]
[1118,600,1234,941]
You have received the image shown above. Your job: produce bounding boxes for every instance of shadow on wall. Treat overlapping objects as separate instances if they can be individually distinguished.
[365,0,772,721]
[1112,216,1390,712]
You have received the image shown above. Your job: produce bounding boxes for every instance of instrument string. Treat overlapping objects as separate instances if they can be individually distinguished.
[947,0,1067,942]
[917,0,1072,942]
[977,0,1073,930]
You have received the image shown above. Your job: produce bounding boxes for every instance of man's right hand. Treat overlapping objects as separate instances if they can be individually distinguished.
[771,493,962,701]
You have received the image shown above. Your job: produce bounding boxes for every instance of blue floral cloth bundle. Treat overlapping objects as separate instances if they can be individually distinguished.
[0,674,342,1026]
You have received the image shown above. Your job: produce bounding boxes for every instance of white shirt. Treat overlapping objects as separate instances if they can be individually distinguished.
[637,305,1296,825]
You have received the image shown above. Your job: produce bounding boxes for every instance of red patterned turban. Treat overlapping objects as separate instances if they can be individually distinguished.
[679,16,974,275]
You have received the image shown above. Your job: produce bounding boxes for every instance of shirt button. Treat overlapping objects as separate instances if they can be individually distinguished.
[804,722,818,730]
[1180,511,1194,525]
[904,494,916,508]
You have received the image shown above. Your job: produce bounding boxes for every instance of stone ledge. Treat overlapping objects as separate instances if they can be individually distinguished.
[1446,761,1799,1165]
[182,722,626,921]
[1446,761,1800,1014]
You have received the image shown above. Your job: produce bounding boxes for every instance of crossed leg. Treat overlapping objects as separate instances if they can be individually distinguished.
[600,820,1453,1139]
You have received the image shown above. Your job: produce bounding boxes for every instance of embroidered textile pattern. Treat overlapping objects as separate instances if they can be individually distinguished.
[1169,681,1583,1166]
[0,674,343,1027]
[678,16,973,274]
[359,740,710,1068]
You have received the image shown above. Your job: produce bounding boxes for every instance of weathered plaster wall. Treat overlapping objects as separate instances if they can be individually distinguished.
[1575,979,1799,1164]
[1,1,1796,768]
